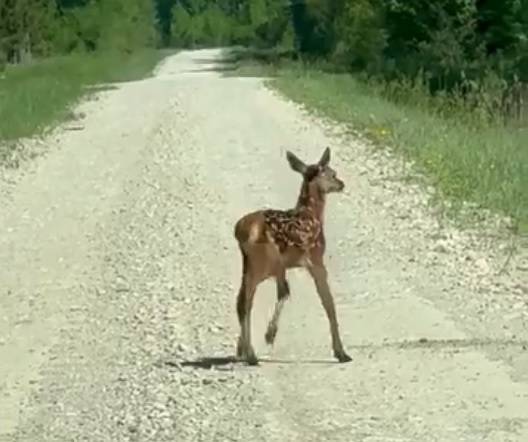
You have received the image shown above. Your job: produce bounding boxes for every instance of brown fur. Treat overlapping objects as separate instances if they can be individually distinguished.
[233,147,352,365]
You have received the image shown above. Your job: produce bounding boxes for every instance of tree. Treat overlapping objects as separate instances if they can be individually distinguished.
[333,0,386,71]
[171,3,192,46]
[1,0,160,63]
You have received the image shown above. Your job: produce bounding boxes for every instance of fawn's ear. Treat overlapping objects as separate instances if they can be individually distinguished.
[318,147,331,167]
[286,150,307,175]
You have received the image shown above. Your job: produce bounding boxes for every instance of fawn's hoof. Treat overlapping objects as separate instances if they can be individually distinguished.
[237,338,259,365]
[264,325,278,345]
[335,350,352,363]
[246,353,259,366]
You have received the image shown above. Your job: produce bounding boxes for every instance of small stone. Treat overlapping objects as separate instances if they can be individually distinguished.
[475,258,490,274]
[208,324,222,333]
[15,315,32,325]
[433,241,449,253]
[160,417,173,429]
[516,263,528,272]
[514,284,528,295]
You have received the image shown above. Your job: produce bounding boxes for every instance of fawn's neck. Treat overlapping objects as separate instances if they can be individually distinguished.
[295,180,326,222]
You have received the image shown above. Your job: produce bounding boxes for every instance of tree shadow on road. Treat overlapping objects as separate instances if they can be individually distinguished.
[176,47,293,79]
[350,337,528,351]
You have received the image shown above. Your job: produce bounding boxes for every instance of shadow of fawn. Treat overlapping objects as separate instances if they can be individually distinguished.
[233,147,352,366]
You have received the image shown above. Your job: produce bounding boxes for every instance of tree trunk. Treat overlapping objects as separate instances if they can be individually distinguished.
[18,31,32,64]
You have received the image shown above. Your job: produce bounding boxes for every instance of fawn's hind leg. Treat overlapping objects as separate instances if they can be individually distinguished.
[265,268,290,346]
[236,262,258,365]
[236,274,258,365]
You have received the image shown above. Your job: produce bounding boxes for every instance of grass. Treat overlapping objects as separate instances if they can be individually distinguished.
[226,48,528,234]
[0,49,171,144]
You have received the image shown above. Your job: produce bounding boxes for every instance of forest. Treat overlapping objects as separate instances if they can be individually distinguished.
[1,0,527,228]
[2,1,527,119]
[165,0,528,121]
[0,0,158,62]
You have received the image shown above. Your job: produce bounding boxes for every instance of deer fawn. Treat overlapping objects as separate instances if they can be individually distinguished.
[233,147,351,365]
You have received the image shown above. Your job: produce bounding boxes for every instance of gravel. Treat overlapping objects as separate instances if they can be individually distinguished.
[1,49,528,442]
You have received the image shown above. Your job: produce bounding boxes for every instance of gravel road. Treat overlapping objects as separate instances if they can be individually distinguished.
[1,49,528,442]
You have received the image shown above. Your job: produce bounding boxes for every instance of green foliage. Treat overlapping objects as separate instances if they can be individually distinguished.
[1,0,159,62]
[278,0,528,124]
[168,0,293,49]
[96,0,159,52]
[289,0,338,56]
[170,4,193,46]
[0,0,58,62]
[333,0,386,71]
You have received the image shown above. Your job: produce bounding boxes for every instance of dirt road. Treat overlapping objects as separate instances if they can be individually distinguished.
[1,49,528,441]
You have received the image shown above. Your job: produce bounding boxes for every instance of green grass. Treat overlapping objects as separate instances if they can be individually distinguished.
[0,49,171,143]
[227,49,528,233]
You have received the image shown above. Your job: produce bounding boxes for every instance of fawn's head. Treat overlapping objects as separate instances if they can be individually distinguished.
[286,147,344,194]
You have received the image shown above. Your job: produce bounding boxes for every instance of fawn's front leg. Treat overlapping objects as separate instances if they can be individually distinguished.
[307,262,352,363]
